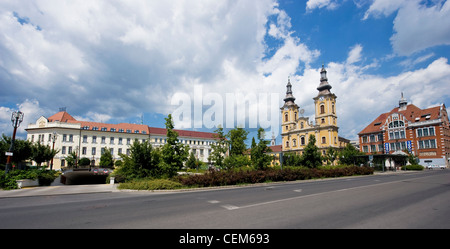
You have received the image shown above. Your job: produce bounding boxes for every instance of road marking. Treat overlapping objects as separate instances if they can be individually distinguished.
[222,205,239,210]
[293,189,302,193]
[222,175,438,211]
[208,200,220,204]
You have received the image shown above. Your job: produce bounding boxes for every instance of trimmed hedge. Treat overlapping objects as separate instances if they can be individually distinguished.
[175,166,374,188]
[118,178,183,190]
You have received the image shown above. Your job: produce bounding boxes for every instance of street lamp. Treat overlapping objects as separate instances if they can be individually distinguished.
[5,111,24,174]
[50,132,57,170]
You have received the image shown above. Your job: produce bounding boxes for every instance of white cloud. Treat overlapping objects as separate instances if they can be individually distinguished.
[346,44,363,64]
[364,0,450,56]
[306,0,340,11]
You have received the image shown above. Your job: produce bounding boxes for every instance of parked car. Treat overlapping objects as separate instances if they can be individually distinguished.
[426,165,446,169]
[91,168,112,175]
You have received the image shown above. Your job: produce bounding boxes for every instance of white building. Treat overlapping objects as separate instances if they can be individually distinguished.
[26,111,219,170]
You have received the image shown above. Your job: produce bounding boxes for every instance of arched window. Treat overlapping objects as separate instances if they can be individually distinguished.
[284,113,288,122]
[286,140,290,148]
[293,139,297,147]
[320,105,325,114]
[301,136,305,145]
[322,137,326,144]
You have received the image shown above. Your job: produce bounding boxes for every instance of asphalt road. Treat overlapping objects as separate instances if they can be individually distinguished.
[1,170,449,229]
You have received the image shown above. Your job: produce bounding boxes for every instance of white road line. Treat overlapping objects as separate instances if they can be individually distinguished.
[208,200,220,204]
[223,175,435,211]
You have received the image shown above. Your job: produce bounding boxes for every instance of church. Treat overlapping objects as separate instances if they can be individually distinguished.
[280,65,349,156]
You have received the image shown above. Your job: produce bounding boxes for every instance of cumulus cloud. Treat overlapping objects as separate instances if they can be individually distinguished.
[364,0,450,56]
[306,0,340,11]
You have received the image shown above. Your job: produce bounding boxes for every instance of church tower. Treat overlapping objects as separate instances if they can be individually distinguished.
[313,65,339,148]
[281,77,299,150]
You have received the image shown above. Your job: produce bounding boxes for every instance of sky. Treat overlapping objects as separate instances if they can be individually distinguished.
[1,0,450,143]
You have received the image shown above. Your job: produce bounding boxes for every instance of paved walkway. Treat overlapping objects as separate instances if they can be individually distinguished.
[0,184,118,198]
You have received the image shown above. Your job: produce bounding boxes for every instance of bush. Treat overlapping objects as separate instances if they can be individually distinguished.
[174,166,374,188]
[118,178,183,190]
[401,164,424,171]
[0,169,59,189]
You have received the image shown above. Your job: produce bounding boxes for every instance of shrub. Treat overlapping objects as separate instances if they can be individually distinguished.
[401,164,424,171]
[174,166,374,188]
[118,178,183,190]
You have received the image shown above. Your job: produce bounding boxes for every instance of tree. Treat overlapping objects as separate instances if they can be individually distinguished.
[324,147,337,165]
[227,127,248,156]
[208,126,228,169]
[250,128,273,170]
[1,134,32,167]
[301,134,323,168]
[283,152,302,166]
[31,142,58,167]
[161,114,189,177]
[338,143,365,165]
[100,148,114,168]
[115,140,162,180]
[65,152,78,168]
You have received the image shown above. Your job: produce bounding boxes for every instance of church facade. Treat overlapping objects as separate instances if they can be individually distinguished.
[280,65,348,156]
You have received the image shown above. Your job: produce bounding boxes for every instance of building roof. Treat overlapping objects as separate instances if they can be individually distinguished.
[45,111,218,139]
[358,104,442,135]
[47,111,77,122]
[269,145,282,153]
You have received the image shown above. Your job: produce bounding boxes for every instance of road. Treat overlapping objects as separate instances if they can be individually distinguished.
[1,170,449,229]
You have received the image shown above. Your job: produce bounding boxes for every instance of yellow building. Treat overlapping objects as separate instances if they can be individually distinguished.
[281,65,348,157]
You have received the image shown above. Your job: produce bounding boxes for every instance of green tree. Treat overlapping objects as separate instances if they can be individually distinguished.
[324,147,337,165]
[65,152,78,168]
[250,128,273,170]
[161,114,189,177]
[338,143,365,165]
[301,134,323,168]
[1,134,32,167]
[116,140,162,180]
[283,152,303,166]
[100,148,114,168]
[227,127,248,156]
[208,126,228,169]
[31,142,58,167]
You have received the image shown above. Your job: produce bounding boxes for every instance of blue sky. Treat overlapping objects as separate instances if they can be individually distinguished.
[1,0,449,143]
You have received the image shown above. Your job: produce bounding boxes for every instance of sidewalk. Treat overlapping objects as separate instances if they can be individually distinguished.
[0,184,118,198]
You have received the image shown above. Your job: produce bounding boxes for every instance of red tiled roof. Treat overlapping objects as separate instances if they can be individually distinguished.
[269,145,282,153]
[46,111,219,139]
[47,111,77,122]
[359,104,442,135]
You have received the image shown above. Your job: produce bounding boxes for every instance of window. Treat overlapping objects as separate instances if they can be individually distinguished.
[110,137,114,144]
[301,136,305,145]
[284,113,288,122]
[92,136,97,143]
[82,147,87,155]
[110,128,116,132]
[101,127,107,131]
[286,141,290,148]
[370,145,376,152]
[322,137,326,144]
[83,135,88,143]
[92,147,96,155]
[292,139,297,147]
[370,135,375,142]
[417,127,435,137]
[101,136,106,144]
[62,146,66,154]
[320,105,325,114]
[118,137,123,145]
[363,146,368,153]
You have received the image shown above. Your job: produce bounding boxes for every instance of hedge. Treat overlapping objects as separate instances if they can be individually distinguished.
[175,166,374,188]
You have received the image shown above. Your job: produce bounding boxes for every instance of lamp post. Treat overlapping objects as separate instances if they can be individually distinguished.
[5,111,24,174]
[50,132,57,170]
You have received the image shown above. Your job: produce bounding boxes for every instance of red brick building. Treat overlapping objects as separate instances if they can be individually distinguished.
[358,94,450,167]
